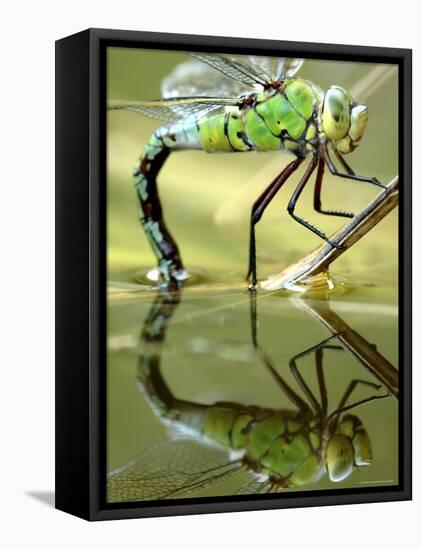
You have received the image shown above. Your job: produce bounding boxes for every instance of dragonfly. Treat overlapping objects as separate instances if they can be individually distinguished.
[107,290,390,502]
[109,53,387,288]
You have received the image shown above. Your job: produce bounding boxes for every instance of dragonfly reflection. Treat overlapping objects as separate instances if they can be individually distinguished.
[108,290,394,502]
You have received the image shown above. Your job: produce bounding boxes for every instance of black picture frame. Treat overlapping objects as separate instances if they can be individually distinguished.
[55,27,412,521]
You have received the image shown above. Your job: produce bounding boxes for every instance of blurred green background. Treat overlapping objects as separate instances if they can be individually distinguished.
[106,48,399,502]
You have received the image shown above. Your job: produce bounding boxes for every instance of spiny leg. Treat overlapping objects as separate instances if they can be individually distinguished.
[289,353,321,415]
[315,349,328,416]
[287,155,344,249]
[289,334,344,415]
[249,287,258,349]
[262,354,310,410]
[288,334,344,362]
[334,149,355,175]
[313,155,355,219]
[322,144,387,189]
[327,378,389,426]
[246,157,303,288]
[336,379,383,412]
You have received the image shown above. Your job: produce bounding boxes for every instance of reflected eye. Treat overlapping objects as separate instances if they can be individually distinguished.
[352,427,373,466]
[322,87,351,142]
[326,434,354,482]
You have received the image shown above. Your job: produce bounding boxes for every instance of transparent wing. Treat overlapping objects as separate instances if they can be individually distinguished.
[161,59,253,99]
[108,54,304,123]
[108,96,242,124]
[235,478,270,495]
[161,54,304,101]
[243,56,304,81]
[191,53,269,87]
[235,477,284,495]
[107,438,244,502]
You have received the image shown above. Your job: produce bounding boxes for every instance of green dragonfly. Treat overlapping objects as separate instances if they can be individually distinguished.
[109,53,386,288]
[107,291,389,502]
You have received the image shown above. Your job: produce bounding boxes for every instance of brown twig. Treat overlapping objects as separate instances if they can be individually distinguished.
[293,298,399,398]
[262,176,398,291]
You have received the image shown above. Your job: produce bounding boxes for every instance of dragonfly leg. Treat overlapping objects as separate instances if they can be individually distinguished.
[262,353,310,410]
[289,351,322,415]
[288,333,343,363]
[336,379,383,412]
[334,149,356,175]
[327,378,389,427]
[249,287,258,348]
[322,144,387,189]
[287,155,344,249]
[249,292,310,410]
[315,349,328,416]
[288,334,342,415]
[313,156,355,219]
[246,158,302,288]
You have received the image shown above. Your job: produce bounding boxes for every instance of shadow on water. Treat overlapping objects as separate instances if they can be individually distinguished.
[107,285,398,503]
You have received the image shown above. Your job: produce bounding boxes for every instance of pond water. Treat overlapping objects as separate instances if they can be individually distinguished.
[107,278,398,501]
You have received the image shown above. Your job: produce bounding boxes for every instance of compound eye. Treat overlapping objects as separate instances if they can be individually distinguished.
[349,104,369,142]
[322,87,351,142]
[326,434,354,482]
[352,427,373,466]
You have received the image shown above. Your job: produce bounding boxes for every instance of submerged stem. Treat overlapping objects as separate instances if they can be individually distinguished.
[293,298,399,398]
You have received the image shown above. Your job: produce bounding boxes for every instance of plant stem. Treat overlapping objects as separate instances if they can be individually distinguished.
[293,298,399,398]
[262,176,398,291]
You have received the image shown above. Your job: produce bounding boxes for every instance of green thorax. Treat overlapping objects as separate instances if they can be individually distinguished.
[203,404,324,488]
[198,79,320,156]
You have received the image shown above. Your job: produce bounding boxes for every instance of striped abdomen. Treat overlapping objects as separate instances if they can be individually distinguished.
[133,123,201,281]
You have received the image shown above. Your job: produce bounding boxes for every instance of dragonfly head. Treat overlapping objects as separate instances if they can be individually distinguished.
[326,414,373,482]
[322,86,369,154]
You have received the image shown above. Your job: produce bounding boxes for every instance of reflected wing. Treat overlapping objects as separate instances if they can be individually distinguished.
[108,96,242,123]
[235,477,284,495]
[107,438,244,502]
[235,478,271,495]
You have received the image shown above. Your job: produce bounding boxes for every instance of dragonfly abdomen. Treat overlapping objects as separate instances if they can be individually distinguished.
[134,123,202,281]
[198,111,252,152]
